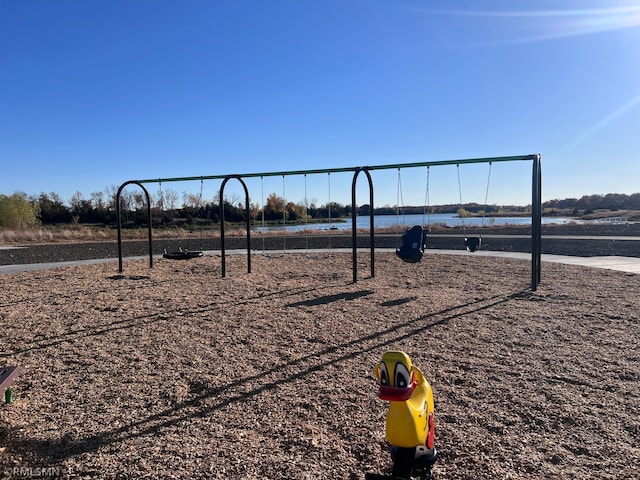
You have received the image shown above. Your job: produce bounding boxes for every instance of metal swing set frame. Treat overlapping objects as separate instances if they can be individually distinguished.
[115,153,542,290]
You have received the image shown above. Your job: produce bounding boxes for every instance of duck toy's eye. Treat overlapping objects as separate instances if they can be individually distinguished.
[378,362,389,386]
[395,362,411,389]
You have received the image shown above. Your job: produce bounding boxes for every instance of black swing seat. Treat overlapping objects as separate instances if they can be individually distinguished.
[163,247,203,260]
[396,226,428,263]
[464,236,481,252]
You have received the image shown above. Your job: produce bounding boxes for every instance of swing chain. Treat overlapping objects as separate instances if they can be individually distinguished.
[481,162,492,228]
[396,168,406,230]
[456,164,466,234]
[158,180,164,227]
[422,166,430,227]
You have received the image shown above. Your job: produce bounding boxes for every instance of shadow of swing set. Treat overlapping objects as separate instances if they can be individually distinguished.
[116,154,542,291]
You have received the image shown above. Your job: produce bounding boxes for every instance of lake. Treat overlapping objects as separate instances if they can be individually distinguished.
[254,213,581,232]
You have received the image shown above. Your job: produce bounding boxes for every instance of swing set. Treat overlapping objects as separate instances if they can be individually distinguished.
[115,154,542,290]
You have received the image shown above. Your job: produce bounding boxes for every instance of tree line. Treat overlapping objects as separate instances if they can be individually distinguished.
[0,189,357,229]
[1,190,639,229]
[543,193,640,213]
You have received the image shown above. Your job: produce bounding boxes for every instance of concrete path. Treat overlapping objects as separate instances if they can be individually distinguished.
[0,257,144,275]
[2,249,640,275]
[424,249,640,274]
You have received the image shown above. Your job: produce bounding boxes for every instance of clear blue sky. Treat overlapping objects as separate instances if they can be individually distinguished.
[1,0,639,209]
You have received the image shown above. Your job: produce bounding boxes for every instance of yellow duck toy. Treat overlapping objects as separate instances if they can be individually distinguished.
[366,351,436,480]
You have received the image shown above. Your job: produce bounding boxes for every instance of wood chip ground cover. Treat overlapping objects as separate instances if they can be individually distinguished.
[0,253,639,479]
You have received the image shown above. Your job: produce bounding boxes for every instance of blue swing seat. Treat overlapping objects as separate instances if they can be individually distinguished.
[396,226,428,263]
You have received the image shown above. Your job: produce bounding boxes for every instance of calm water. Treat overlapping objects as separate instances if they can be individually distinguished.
[255,213,580,232]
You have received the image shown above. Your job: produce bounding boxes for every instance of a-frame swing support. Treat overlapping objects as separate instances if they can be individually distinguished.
[115,154,542,290]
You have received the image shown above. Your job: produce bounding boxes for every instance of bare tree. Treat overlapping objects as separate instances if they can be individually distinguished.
[182,191,200,209]
[154,189,165,210]
[132,193,146,210]
[118,191,134,211]
[70,191,84,219]
[90,191,105,211]
[104,185,118,211]
[164,189,179,211]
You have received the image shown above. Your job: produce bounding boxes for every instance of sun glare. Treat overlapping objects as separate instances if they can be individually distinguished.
[412,3,640,45]
[553,93,640,157]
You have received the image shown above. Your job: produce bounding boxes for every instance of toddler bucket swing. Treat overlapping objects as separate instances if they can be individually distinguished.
[396,167,429,263]
[457,163,492,252]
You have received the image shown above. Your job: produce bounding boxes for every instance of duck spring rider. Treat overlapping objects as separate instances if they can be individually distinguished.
[366,351,437,480]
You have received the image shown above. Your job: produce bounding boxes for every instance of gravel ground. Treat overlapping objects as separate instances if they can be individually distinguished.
[1,252,639,479]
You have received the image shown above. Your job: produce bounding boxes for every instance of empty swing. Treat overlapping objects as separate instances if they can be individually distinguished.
[326,172,334,254]
[302,173,322,259]
[163,179,204,260]
[302,174,313,258]
[259,176,273,258]
[457,163,492,252]
[163,247,203,260]
[395,168,428,263]
[258,175,290,259]
[281,174,287,255]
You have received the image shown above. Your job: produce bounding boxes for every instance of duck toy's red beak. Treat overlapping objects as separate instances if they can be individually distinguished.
[377,380,416,402]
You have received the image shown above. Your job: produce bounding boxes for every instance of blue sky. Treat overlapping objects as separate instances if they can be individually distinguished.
[1,0,639,209]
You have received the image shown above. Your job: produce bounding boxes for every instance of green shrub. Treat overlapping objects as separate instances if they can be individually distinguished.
[0,193,41,228]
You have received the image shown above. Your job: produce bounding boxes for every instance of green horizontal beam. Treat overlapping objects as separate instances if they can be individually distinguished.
[131,154,539,185]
